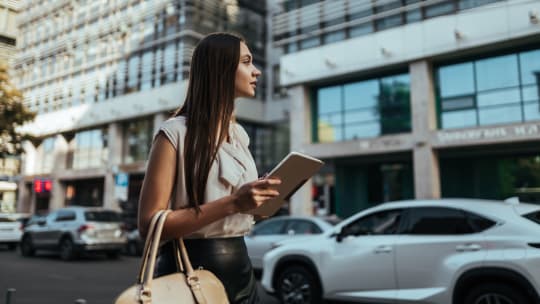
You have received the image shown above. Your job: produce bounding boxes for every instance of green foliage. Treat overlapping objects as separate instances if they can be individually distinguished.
[0,61,36,157]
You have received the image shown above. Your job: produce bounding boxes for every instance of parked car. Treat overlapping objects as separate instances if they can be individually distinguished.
[20,206,127,260]
[245,215,338,270]
[125,228,144,256]
[261,199,540,304]
[0,213,30,250]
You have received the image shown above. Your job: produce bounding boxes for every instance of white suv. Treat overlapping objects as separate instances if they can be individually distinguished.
[20,206,127,260]
[261,199,540,304]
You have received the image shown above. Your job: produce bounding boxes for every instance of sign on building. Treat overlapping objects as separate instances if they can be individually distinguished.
[115,173,129,201]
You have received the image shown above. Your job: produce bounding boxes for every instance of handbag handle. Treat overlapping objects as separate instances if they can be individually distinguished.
[137,210,172,286]
[136,210,207,304]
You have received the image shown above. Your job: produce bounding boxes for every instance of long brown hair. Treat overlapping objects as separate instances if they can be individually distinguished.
[175,32,243,212]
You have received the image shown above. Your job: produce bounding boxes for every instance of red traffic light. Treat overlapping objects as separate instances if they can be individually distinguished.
[44,180,52,192]
[34,179,52,193]
[34,180,42,193]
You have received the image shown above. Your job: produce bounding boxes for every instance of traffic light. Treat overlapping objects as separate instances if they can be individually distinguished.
[34,179,52,194]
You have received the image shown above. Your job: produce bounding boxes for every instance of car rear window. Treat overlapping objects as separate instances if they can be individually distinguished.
[523,211,540,225]
[466,212,496,232]
[84,211,122,222]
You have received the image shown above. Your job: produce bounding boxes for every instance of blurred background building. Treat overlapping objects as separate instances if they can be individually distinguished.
[11,0,289,226]
[0,0,21,212]
[10,0,540,220]
[272,0,540,217]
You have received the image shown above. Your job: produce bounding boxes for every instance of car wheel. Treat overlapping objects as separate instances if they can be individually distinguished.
[464,283,529,304]
[20,236,35,257]
[276,265,322,304]
[59,238,76,261]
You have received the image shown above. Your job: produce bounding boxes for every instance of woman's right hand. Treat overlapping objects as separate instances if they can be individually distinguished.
[232,178,281,213]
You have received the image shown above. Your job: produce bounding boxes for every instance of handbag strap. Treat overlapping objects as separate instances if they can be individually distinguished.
[178,238,209,304]
[178,238,195,275]
[138,210,172,285]
[136,210,210,304]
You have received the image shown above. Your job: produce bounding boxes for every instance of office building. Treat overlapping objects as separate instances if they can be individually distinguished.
[13,0,289,221]
[0,0,21,212]
[271,0,540,217]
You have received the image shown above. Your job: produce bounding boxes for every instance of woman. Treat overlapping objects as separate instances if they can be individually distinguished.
[138,32,280,304]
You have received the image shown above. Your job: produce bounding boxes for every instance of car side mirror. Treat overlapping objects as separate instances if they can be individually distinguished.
[37,219,46,226]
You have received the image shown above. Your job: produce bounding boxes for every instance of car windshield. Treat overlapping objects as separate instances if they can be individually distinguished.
[84,211,122,222]
[523,210,540,225]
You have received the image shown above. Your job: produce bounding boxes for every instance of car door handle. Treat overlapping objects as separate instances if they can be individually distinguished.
[374,245,392,254]
[456,244,482,252]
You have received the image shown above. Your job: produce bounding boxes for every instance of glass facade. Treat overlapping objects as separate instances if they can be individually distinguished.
[314,73,411,142]
[437,48,540,129]
[64,178,104,207]
[440,154,540,203]
[70,128,108,169]
[240,121,290,174]
[37,137,56,174]
[123,118,153,164]
[16,0,267,114]
[334,160,414,218]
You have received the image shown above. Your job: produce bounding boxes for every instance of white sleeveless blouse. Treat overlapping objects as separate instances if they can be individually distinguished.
[156,116,258,238]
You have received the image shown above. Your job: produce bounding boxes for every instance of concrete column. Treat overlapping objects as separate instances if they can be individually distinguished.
[288,85,314,216]
[410,60,441,199]
[16,182,31,213]
[17,141,36,212]
[49,135,69,210]
[104,122,123,210]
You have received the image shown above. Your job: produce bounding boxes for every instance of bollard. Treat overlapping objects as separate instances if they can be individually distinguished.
[5,288,15,304]
[74,299,87,304]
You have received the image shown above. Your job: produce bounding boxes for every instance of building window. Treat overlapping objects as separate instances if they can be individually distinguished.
[440,154,540,203]
[140,50,154,91]
[315,73,411,142]
[240,121,290,174]
[37,137,56,174]
[71,128,108,169]
[437,48,540,129]
[126,54,140,93]
[162,42,176,84]
[123,118,152,164]
[114,59,126,96]
[278,0,504,54]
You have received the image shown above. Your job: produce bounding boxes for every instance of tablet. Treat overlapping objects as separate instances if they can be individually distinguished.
[247,152,324,216]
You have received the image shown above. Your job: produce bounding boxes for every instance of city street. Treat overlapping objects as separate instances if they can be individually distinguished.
[0,247,279,304]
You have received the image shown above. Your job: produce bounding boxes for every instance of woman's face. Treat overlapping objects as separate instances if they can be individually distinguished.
[235,42,261,98]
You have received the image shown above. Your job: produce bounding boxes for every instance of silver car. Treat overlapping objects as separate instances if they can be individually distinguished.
[245,215,337,270]
[262,199,540,304]
[20,206,127,260]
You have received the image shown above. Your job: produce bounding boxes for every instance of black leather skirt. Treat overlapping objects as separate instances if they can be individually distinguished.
[154,237,259,304]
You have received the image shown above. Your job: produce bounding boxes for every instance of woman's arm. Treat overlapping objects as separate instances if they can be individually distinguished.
[138,133,280,239]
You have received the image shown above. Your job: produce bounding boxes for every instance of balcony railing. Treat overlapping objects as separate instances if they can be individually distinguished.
[272,0,506,50]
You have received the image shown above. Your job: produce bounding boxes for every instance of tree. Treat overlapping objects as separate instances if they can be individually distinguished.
[0,60,36,157]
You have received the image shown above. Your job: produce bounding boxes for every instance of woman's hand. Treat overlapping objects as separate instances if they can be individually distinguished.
[232,178,281,213]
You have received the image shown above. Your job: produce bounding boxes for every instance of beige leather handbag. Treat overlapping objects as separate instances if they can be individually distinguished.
[114,210,229,304]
